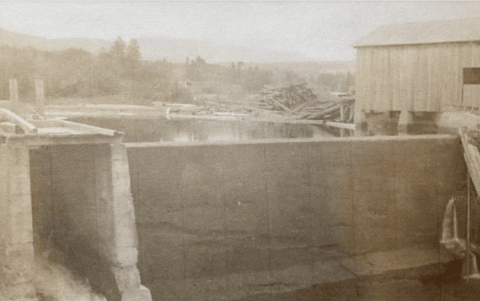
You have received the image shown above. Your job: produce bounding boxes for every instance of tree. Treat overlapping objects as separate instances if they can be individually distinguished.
[110,37,126,61]
[126,39,141,63]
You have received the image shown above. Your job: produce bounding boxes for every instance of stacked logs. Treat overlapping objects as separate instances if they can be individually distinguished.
[247,83,354,122]
[248,83,317,113]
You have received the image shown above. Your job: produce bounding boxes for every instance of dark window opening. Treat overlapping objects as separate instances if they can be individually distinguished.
[463,68,480,85]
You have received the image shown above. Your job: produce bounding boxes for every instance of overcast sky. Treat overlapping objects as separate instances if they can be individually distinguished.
[2,1,480,61]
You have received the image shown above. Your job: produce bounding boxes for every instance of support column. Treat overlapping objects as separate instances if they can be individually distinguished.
[9,79,19,113]
[340,104,346,122]
[0,146,37,301]
[397,110,414,135]
[94,143,152,301]
[339,105,346,137]
[34,80,45,116]
[354,109,368,136]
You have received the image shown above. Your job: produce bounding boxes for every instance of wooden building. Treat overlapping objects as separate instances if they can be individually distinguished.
[354,18,480,115]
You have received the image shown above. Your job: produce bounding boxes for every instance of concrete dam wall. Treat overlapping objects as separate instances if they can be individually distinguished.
[0,133,465,300]
[126,135,465,301]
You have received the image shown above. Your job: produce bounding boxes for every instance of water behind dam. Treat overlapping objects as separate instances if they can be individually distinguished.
[67,116,340,143]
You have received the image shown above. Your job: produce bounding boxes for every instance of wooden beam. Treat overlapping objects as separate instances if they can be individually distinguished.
[271,99,293,113]
[324,121,356,130]
[0,108,37,134]
[290,101,310,114]
[168,113,356,130]
[30,120,63,128]
[57,120,120,136]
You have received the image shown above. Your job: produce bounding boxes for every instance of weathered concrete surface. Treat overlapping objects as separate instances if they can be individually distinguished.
[126,135,465,301]
[30,144,151,301]
[0,146,37,301]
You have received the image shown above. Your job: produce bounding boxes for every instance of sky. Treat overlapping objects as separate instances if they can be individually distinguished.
[2,1,480,61]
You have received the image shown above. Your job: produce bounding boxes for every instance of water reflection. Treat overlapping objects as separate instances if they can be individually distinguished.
[69,116,338,143]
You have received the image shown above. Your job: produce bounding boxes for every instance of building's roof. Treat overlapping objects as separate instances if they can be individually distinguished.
[354,18,480,47]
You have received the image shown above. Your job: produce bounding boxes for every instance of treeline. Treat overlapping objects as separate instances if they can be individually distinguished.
[0,38,178,105]
[0,37,354,105]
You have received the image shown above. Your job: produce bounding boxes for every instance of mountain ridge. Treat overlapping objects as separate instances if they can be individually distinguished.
[0,27,354,70]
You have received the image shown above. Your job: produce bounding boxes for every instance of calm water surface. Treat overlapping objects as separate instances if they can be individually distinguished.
[69,116,339,143]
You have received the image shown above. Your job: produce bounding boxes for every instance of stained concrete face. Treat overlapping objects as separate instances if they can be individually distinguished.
[127,135,465,301]
[30,144,151,301]
[0,146,36,300]
[0,134,465,301]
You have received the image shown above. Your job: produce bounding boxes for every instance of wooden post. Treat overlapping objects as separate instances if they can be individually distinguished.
[35,79,45,115]
[9,79,18,103]
[340,104,346,122]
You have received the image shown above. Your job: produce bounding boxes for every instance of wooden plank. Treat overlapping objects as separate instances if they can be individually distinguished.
[307,103,341,119]
[30,120,63,128]
[271,98,292,113]
[167,113,355,129]
[290,101,310,114]
[0,108,37,134]
[57,120,119,136]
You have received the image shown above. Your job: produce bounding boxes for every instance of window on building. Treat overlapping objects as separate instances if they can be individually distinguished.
[463,68,480,85]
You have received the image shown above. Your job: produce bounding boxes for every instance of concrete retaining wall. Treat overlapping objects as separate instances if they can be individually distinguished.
[126,135,466,301]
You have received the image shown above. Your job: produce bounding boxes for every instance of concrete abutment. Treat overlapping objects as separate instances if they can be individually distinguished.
[0,142,151,301]
[0,146,36,300]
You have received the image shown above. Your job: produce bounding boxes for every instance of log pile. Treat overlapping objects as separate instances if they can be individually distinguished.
[248,83,317,113]
[155,83,356,129]
[298,99,354,122]
[246,83,355,123]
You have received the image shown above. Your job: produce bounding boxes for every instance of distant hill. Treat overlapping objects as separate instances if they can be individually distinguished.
[0,27,316,63]
[244,61,356,77]
[0,28,111,52]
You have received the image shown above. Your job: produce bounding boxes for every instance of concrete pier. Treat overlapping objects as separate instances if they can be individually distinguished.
[0,111,152,301]
[34,80,45,116]
[30,144,152,301]
[397,110,414,135]
[354,110,368,135]
[0,146,36,301]
[94,143,151,300]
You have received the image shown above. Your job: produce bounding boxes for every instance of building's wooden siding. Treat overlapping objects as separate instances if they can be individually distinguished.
[356,42,480,112]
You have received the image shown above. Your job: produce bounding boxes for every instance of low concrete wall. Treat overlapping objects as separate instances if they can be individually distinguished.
[126,135,465,301]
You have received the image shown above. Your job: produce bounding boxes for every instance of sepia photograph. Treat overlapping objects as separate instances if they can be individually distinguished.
[1,1,480,300]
